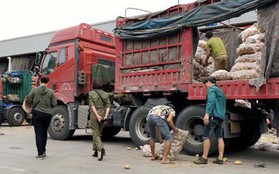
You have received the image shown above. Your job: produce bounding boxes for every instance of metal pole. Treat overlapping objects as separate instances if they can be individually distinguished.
[7,57,12,71]
[125,7,151,18]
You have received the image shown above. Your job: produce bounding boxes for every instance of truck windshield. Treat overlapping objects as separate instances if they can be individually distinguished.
[41,52,57,75]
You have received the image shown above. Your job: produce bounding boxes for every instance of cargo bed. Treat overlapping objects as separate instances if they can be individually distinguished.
[189,77,279,100]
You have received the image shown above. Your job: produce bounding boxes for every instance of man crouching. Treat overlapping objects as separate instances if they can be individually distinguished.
[146,104,179,164]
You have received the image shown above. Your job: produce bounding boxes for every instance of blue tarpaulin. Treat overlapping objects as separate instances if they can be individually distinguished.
[114,0,275,39]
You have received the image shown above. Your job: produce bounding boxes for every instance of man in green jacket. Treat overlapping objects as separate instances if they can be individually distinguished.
[194,76,226,165]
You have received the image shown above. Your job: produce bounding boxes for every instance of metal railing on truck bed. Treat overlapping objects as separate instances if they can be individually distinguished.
[188,77,279,100]
[115,5,196,93]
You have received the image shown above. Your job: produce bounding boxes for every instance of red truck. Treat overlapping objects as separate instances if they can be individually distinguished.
[114,0,278,155]
[35,23,121,139]
[35,0,278,155]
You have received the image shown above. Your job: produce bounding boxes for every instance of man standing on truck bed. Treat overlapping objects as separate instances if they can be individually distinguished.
[146,104,179,164]
[194,76,226,165]
[205,31,228,70]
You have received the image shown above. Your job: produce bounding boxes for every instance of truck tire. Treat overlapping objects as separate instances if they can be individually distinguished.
[48,106,75,140]
[225,122,261,150]
[129,105,151,147]
[175,105,217,155]
[7,106,26,126]
[235,121,261,148]
[102,127,121,138]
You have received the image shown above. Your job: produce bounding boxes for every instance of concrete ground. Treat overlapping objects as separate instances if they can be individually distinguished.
[0,125,279,174]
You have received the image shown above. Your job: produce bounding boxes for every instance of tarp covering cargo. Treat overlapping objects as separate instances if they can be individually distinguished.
[249,0,279,90]
[91,64,115,85]
[114,0,274,39]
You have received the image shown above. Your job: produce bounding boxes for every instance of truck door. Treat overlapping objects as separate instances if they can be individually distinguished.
[40,47,75,103]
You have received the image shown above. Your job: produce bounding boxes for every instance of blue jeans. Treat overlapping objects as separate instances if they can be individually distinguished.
[146,114,172,142]
[203,116,223,139]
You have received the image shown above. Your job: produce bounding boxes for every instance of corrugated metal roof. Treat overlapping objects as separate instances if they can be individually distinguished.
[0,20,116,58]
[0,32,55,57]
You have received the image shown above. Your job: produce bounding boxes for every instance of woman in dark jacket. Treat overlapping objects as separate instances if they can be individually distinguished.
[27,75,57,159]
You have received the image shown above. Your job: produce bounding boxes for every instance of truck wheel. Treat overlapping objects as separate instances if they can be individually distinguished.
[238,121,261,148]
[175,105,217,155]
[129,105,151,147]
[102,127,121,138]
[48,106,75,140]
[7,107,26,126]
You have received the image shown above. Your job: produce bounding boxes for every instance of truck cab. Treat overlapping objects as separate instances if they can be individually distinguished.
[37,23,117,139]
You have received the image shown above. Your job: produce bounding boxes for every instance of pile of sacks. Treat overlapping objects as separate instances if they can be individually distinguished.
[193,40,215,82]
[210,23,265,81]
[140,129,188,160]
[231,23,265,80]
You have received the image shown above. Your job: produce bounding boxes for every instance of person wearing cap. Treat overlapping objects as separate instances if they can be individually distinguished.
[194,76,226,165]
[204,31,228,70]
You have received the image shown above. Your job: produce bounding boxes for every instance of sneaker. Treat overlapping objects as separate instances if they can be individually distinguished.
[42,153,46,157]
[194,157,208,164]
[36,155,44,160]
[212,158,223,164]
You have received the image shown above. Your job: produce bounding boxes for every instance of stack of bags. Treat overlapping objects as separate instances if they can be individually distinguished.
[193,40,215,82]
[230,23,265,80]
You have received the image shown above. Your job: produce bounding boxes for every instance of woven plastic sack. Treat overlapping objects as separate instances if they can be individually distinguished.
[253,42,264,52]
[252,140,279,152]
[211,70,232,80]
[238,23,260,42]
[198,40,207,50]
[22,97,32,114]
[231,69,259,80]
[140,144,160,157]
[193,61,214,82]
[156,129,188,160]
[230,62,260,72]
[236,43,256,55]
[235,52,262,63]
[194,51,207,64]
[246,33,265,44]
[234,99,252,109]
